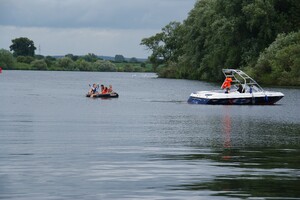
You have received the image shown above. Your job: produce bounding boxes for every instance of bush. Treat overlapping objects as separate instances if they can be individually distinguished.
[254,31,300,86]
[16,56,34,64]
[57,57,76,71]
[133,66,143,72]
[157,64,179,78]
[93,60,117,72]
[123,64,134,72]
[31,59,48,70]
[13,62,32,70]
[0,49,15,69]
[76,59,92,71]
[35,54,45,60]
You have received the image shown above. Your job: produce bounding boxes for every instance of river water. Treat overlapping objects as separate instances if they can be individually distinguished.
[0,70,299,200]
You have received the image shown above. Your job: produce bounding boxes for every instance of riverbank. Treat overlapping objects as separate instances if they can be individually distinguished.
[0,49,153,73]
[7,60,153,73]
[156,65,300,87]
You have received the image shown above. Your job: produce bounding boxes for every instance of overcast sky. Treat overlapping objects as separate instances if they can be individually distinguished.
[0,0,195,58]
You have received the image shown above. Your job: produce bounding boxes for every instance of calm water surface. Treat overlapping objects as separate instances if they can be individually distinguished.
[0,71,299,199]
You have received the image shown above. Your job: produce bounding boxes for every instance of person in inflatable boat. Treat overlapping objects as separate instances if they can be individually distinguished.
[88,83,99,97]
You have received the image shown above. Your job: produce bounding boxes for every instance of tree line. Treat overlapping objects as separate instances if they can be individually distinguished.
[0,37,152,72]
[141,0,300,86]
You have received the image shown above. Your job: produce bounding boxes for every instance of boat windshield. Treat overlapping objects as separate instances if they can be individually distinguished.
[243,85,262,93]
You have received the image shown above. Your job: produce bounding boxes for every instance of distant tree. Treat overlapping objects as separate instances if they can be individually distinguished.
[35,54,44,60]
[57,57,76,71]
[16,56,34,64]
[65,54,79,61]
[133,66,143,72]
[115,54,125,62]
[93,60,117,72]
[123,64,134,72]
[45,56,56,67]
[140,62,146,68]
[31,59,47,70]
[45,56,56,62]
[76,59,92,71]
[0,49,15,69]
[129,57,138,63]
[10,37,36,57]
[83,53,98,62]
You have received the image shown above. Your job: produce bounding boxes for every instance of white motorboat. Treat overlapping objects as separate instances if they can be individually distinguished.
[188,69,284,105]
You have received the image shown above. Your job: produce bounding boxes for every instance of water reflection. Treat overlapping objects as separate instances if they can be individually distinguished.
[179,176,300,199]
[155,106,300,199]
[172,145,300,198]
[221,106,231,161]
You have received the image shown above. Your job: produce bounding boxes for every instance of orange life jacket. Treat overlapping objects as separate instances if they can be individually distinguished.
[221,78,232,89]
[102,88,108,94]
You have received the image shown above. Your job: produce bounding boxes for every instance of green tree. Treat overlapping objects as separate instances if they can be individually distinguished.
[65,54,79,61]
[115,54,125,62]
[133,65,143,72]
[142,0,300,84]
[31,59,48,70]
[16,56,34,64]
[93,60,117,72]
[82,53,98,62]
[123,64,134,72]
[10,37,36,57]
[129,57,138,63]
[57,57,76,71]
[140,62,146,68]
[161,21,185,63]
[45,56,56,68]
[35,54,44,60]
[141,21,183,71]
[76,59,92,71]
[253,31,300,86]
[0,49,15,69]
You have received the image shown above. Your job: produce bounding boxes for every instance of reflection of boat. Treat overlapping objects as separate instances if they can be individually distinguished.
[86,92,119,98]
[188,69,284,105]
[222,107,232,160]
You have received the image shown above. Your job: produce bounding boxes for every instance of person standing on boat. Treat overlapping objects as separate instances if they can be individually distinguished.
[221,77,232,93]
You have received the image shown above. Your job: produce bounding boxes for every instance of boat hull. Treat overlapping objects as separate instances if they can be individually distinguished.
[187,91,284,105]
[86,92,119,98]
[188,96,283,105]
[188,69,284,105]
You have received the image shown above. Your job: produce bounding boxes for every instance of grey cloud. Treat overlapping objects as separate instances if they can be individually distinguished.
[0,0,195,57]
[0,0,195,29]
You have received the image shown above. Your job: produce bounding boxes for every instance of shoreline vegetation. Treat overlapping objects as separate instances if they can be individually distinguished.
[0,51,153,73]
[141,0,300,86]
[1,1,300,86]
